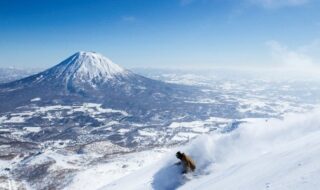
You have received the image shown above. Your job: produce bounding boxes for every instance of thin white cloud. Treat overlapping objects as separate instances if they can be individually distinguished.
[299,39,320,53]
[266,40,315,68]
[250,0,310,8]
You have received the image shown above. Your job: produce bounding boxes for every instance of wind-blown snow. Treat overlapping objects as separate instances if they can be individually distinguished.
[99,108,320,190]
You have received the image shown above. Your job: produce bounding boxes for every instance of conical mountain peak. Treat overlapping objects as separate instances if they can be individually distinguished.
[42,51,130,84]
[65,51,127,78]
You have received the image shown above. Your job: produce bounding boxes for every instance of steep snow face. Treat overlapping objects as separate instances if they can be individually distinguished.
[45,51,130,84]
[99,108,320,190]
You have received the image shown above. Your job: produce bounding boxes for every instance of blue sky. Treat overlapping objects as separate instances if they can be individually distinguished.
[1,0,320,69]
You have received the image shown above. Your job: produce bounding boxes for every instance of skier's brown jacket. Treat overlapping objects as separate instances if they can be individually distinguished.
[176,151,196,173]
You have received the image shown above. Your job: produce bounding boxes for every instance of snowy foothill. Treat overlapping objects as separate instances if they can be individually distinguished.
[0,103,129,125]
[97,108,320,190]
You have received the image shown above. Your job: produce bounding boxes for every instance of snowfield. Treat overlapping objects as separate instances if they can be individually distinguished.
[97,108,320,190]
[68,149,168,190]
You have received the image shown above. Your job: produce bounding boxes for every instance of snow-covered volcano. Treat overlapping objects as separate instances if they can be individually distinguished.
[0,51,199,116]
[8,51,133,89]
[43,51,131,84]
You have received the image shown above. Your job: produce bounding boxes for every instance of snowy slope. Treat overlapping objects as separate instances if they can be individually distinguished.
[99,108,320,190]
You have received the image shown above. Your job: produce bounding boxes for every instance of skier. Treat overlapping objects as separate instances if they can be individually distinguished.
[175,151,196,173]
